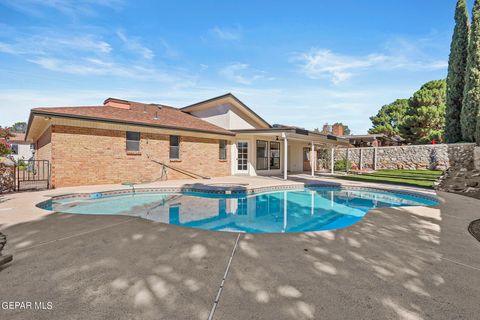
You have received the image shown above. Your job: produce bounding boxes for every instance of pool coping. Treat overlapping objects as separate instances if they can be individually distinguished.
[37,181,440,209]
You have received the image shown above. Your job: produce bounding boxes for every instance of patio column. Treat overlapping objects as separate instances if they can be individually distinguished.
[346,147,350,173]
[282,132,288,180]
[311,141,315,177]
[359,148,363,170]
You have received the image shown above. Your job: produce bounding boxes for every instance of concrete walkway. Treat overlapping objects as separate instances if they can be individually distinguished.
[0,176,479,319]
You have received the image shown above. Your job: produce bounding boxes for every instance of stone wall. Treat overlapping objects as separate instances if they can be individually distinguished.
[0,157,15,193]
[333,143,476,171]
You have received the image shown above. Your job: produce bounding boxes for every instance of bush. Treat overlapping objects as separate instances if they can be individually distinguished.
[334,159,351,171]
[0,143,10,156]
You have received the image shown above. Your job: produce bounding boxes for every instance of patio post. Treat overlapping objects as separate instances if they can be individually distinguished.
[346,148,350,173]
[373,147,378,170]
[282,132,288,180]
[311,141,315,177]
[359,148,363,170]
[330,148,334,174]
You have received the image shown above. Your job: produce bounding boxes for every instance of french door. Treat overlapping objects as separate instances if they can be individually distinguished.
[236,141,249,173]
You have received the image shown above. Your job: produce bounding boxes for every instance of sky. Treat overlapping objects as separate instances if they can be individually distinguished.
[0,0,470,133]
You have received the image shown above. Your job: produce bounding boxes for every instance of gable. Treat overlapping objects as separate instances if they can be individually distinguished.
[181,93,271,130]
[188,103,262,130]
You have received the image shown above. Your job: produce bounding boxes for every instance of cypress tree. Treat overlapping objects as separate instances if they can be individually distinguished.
[462,0,480,142]
[445,0,469,143]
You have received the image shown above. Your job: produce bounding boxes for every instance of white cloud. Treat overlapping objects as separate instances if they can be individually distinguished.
[0,0,125,17]
[211,26,242,41]
[0,35,112,56]
[0,30,178,81]
[296,49,387,84]
[26,57,191,84]
[219,63,272,85]
[295,40,447,84]
[116,30,154,60]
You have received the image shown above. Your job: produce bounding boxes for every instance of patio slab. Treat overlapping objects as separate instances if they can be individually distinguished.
[215,191,480,320]
[0,176,479,319]
[0,215,238,320]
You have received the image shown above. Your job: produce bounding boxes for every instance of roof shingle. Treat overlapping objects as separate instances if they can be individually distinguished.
[32,101,235,136]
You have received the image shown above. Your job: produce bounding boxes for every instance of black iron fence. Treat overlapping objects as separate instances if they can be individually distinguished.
[15,160,50,191]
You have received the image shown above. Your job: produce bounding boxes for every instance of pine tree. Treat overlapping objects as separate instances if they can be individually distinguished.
[369,99,409,137]
[401,80,447,144]
[462,0,480,142]
[445,0,469,143]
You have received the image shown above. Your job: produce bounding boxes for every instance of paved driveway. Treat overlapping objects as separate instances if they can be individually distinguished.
[0,189,479,319]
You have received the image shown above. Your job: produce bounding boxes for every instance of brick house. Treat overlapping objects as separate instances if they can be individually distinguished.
[25,93,348,187]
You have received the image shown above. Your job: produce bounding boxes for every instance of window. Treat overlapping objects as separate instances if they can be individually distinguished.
[219,140,227,160]
[126,132,140,152]
[170,135,180,159]
[270,141,280,169]
[256,140,268,170]
[11,143,18,155]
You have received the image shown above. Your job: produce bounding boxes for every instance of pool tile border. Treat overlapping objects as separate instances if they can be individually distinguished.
[40,181,439,205]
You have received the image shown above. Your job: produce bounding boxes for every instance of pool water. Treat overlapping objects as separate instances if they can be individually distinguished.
[39,187,439,233]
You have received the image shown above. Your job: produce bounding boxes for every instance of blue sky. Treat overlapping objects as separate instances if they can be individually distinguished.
[0,0,469,133]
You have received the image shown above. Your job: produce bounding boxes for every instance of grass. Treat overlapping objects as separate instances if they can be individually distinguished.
[335,169,443,189]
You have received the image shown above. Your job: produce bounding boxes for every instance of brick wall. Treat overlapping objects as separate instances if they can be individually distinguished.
[44,125,230,188]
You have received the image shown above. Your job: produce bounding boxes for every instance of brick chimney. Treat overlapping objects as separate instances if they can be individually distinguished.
[103,98,131,109]
[332,123,344,136]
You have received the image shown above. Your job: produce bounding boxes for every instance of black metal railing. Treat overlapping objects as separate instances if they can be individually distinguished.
[15,160,50,191]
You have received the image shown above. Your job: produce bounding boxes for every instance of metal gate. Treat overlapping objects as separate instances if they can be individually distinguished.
[15,160,50,191]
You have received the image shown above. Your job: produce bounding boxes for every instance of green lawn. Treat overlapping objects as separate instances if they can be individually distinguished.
[335,169,443,189]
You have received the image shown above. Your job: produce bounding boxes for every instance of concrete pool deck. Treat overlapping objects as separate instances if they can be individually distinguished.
[0,175,479,319]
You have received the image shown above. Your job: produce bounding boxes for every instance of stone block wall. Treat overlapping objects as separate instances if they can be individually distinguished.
[333,143,476,171]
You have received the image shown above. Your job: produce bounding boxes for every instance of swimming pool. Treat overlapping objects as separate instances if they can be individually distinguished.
[38,187,439,233]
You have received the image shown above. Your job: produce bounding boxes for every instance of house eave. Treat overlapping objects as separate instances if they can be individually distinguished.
[26,110,236,141]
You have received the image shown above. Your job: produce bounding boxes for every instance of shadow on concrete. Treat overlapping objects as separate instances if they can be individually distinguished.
[213,191,480,320]
[0,213,238,320]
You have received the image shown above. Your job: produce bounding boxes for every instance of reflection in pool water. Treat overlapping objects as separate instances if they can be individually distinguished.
[40,187,439,233]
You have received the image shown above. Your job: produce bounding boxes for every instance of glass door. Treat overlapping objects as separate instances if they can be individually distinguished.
[236,141,249,173]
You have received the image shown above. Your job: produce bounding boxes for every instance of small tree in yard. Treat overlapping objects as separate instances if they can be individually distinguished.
[0,127,12,156]
[445,0,469,143]
[401,80,447,144]
[462,0,480,142]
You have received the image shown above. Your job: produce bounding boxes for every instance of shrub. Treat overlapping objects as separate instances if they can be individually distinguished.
[334,159,351,171]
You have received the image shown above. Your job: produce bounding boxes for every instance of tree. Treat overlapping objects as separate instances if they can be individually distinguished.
[333,122,351,135]
[0,127,12,156]
[462,0,480,142]
[400,80,447,144]
[369,99,409,137]
[10,122,27,133]
[445,0,469,143]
